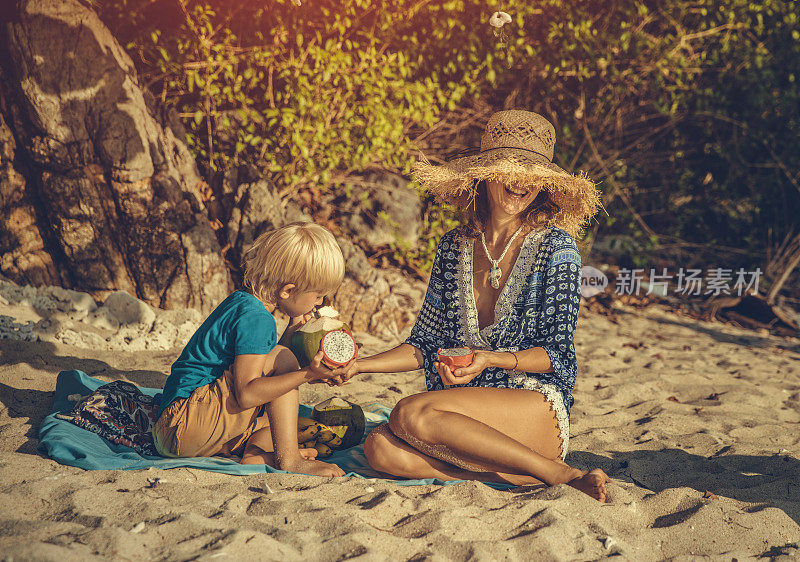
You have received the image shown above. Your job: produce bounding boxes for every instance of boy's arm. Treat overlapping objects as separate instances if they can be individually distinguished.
[231,349,332,410]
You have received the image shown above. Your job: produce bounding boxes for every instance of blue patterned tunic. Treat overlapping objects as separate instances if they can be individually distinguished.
[404,225,582,424]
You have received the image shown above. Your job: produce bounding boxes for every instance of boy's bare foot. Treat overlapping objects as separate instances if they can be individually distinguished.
[299,447,318,460]
[566,468,609,502]
[241,446,318,465]
[279,456,346,477]
[242,449,275,465]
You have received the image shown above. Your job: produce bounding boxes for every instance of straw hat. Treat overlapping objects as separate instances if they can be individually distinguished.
[413,110,603,238]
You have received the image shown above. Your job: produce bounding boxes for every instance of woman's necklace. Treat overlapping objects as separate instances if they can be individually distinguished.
[480,225,524,289]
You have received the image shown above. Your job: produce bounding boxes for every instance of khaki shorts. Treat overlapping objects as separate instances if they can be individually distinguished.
[153,369,261,458]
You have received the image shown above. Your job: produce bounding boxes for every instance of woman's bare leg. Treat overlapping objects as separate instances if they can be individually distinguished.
[365,423,548,486]
[241,346,344,477]
[384,387,607,501]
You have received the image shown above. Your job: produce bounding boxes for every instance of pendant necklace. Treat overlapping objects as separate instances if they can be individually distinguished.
[480,225,524,289]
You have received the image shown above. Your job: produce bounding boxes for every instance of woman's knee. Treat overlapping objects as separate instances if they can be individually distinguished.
[363,425,390,470]
[388,395,436,442]
[364,424,414,475]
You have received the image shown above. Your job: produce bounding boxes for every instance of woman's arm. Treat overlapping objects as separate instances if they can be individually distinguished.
[324,343,423,385]
[332,231,460,386]
[447,347,554,380]
[530,232,582,388]
[357,343,424,374]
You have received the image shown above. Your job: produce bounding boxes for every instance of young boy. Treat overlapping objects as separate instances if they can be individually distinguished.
[152,222,347,477]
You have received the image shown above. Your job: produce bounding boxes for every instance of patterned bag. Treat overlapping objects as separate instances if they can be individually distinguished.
[56,380,161,456]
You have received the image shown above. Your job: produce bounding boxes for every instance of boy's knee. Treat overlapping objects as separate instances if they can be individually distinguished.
[266,344,300,375]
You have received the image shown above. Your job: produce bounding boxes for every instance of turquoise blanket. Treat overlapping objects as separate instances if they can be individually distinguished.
[39,370,515,490]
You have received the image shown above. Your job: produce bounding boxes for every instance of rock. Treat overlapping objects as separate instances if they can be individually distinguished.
[85,309,121,332]
[0,277,205,350]
[101,291,155,329]
[0,110,61,287]
[330,239,426,341]
[146,308,203,350]
[226,177,311,268]
[57,328,108,349]
[41,287,98,318]
[0,278,98,321]
[0,0,232,313]
[337,238,382,288]
[335,172,422,247]
[227,179,284,253]
[0,315,37,342]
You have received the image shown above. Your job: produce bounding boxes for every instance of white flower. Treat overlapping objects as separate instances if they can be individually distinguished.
[489,11,512,28]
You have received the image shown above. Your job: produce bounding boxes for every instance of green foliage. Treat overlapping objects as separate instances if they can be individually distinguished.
[101,0,799,273]
[126,0,454,189]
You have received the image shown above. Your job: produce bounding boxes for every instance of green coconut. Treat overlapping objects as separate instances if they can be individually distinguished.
[290,315,353,367]
[311,397,365,450]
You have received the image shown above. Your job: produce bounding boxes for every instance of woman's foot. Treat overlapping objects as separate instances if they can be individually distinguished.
[566,468,609,502]
[279,455,346,477]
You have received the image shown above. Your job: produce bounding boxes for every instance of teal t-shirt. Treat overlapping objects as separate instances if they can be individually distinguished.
[158,290,278,417]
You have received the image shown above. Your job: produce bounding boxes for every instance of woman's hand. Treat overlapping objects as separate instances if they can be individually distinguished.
[323,358,359,387]
[435,350,495,386]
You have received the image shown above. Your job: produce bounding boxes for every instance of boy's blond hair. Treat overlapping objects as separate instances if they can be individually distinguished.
[243,222,345,305]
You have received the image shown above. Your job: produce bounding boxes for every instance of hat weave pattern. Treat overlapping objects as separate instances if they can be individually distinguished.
[413,110,603,238]
[479,110,556,158]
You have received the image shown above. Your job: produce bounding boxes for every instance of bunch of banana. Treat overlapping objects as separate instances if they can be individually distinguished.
[297,417,347,458]
[297,417,322,444]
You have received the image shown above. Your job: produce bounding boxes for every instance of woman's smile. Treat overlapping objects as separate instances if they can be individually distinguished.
[504,184,529,200]
[489,179,538,215]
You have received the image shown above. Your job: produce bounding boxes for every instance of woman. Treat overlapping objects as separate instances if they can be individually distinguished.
[331,110,609,501]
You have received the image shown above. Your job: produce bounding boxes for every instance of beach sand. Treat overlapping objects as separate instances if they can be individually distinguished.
[1,285,799,560]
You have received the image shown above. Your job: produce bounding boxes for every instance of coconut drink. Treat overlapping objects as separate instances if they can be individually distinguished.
[437,347,475,369]
[290,306,358,368]
[311,397,365,450]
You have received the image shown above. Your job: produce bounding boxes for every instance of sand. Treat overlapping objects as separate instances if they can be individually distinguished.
[1,281,799,560]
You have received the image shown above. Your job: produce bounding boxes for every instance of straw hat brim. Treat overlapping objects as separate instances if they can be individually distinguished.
[413,148,603,238]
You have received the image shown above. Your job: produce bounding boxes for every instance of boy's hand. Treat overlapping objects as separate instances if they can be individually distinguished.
[287,310,316,333]
[304,350,338,383]
[324,358,359,387]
